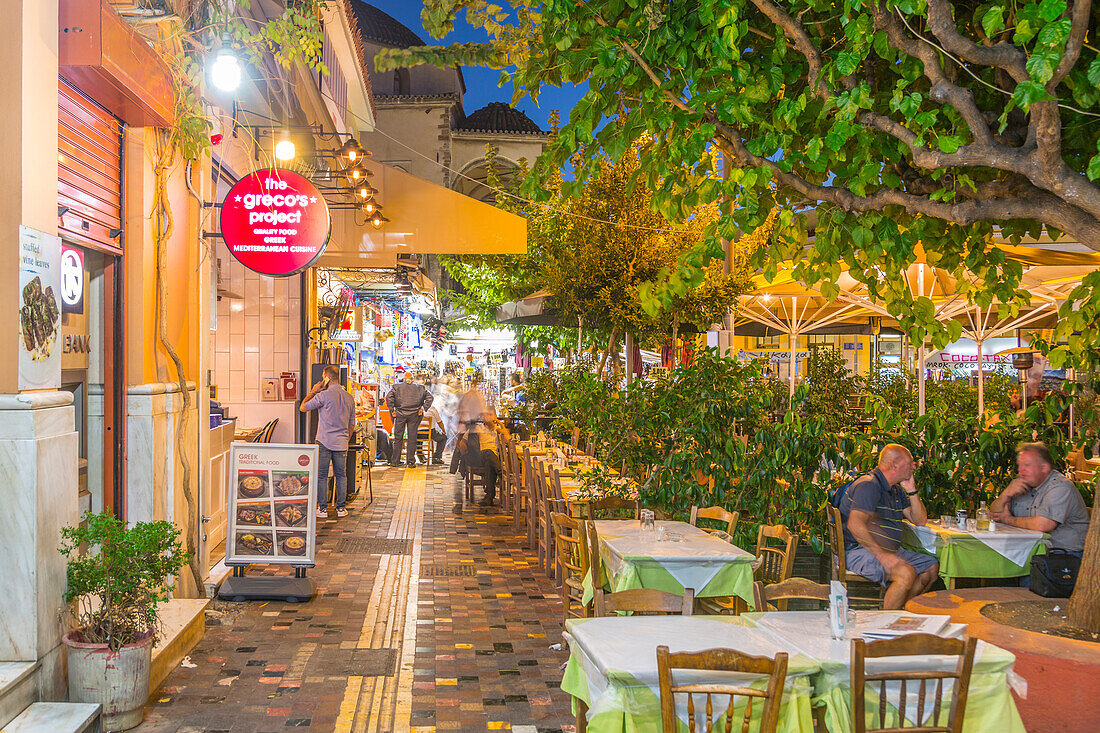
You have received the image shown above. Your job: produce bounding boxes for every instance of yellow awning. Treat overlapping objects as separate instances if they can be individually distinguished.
[317,162,527,268]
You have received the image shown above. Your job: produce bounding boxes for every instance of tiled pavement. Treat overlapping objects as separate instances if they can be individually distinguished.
[134,465,575,733]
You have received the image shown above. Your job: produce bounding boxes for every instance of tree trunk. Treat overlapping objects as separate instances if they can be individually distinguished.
[1067,501,1100,632]
[597,327,619,378]
[671,312,680,366]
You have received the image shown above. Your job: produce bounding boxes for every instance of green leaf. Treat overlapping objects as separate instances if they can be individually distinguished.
[836,50,861,76]
[1012,80,1056,109]
[936,135,962,153]
[1086,57,1100,87]
[1038,0,1067,22]
[982,6,1005,36]
[1087,151,1100,182]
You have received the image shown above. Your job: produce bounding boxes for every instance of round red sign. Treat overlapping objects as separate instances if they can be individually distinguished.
[220,168,331,276]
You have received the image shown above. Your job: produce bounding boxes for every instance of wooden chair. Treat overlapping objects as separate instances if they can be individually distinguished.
[508,440,528,531]
[531,459,552,576]
[657,646,789,733]
[522,447,539,549]
[585,440,596,457]
[571,426,582,449]
[689,505,739,537]
[594,587,695,616]
[550,512,591,626]
[826,505,884,608]
[752,577,830,612]
[851,634,979,733]
[755,524,797,586]
[584,497,641,520]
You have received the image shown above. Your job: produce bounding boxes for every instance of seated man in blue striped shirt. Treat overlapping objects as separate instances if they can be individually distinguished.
[839,444,939,609]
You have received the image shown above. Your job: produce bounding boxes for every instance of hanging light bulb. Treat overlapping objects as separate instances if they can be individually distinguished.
[210,45,242,92]
[337,137,365,163]
[274,129,295,161]
[370,212,384,229]
[356,183,375,200]
[362,200,376,215]
[345,163,369,185]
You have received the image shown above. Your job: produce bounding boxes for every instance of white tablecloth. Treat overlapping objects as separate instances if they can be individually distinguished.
[594,520,753,594]
[563,615,817,733]
[905,521,1045,566]
[749,611,1025,732]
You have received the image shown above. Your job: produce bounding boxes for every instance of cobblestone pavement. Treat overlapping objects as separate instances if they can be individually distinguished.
[133,465,575,733]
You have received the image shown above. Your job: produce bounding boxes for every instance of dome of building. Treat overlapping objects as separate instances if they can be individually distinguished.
[456,103,544,135]
[349,2,425,49]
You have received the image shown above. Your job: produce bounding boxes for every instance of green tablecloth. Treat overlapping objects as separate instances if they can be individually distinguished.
[902,521,1047,582]
[562,615,817,733]
[746,611,1027,733]
[581,520,756,606]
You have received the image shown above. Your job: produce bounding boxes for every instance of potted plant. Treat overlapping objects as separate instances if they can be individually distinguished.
[59,511,191,732]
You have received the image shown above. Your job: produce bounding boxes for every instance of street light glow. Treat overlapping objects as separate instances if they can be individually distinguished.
[210,49,242,92]
[275,132,295,161]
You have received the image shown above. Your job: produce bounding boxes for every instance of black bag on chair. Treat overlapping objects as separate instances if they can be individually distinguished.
[1029,550,1081,597]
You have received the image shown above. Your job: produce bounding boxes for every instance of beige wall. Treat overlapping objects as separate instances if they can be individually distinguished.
[364,104,453,187]
[0,0,61,393]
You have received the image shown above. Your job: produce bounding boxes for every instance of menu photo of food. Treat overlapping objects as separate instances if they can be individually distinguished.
[273,499,308,528]
[276,530,308,557]
[234,530,275,557]
[235,501,273,527]
[237,470,270,499]
[272,470,309,497]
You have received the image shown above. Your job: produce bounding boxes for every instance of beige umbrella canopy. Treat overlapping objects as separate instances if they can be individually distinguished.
[740,244,1100,414]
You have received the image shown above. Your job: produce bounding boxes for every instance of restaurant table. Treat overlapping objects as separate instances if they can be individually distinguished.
[902,520,1047,588]
[746,610,1026,733]
[562,615,817,733]
[233,426,263,442]
[583,520,755,605]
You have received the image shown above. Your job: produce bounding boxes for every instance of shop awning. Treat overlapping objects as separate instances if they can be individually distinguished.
[317,162,527,268]
[495,290,560,326]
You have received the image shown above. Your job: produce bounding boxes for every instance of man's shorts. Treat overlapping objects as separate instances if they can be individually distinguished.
[846,546,938,586]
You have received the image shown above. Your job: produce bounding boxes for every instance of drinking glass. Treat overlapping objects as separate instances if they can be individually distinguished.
[655,525,666,542]
[940,515,953,527]
[966,518,978,532]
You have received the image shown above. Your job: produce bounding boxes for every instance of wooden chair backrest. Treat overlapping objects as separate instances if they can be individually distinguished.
[550,512,589,584]
[851,634,978,733]
[755,524,797,586]
[752,578,830,612]
[690,505,739,536]
[657,645,789,733]
[587,519,602,597]
[585,440,596,457]
[594,587,694,616]
[825,505,847,582]
[548,465,565,503]
[571,426,582,449]
[585,497,641,520]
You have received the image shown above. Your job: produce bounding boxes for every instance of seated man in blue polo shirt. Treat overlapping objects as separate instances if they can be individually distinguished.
[840,444,939,609]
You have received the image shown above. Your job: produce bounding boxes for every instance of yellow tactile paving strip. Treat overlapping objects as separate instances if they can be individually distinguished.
[336,467,425,733]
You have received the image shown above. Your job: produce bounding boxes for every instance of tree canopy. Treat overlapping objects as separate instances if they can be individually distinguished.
[379,0,1100,349]
[441,139,754,350]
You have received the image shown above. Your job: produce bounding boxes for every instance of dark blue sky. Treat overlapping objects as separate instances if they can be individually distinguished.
[368,1,583,132]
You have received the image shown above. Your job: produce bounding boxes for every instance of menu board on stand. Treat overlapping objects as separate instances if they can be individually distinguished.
[217,443,319,602]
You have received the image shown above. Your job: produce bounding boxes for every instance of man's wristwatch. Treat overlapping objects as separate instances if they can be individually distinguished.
[905,490,919,496]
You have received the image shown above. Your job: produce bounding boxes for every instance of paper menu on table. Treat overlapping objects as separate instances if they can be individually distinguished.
[860,613,951,640]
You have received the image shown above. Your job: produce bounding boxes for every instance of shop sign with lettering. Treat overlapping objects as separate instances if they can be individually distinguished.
[220,169,330,276]
[61,246,84,314]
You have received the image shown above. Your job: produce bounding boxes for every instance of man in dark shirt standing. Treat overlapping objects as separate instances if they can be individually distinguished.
[386,371,434,467]
[840,444,939,609]
[300,366,356,519]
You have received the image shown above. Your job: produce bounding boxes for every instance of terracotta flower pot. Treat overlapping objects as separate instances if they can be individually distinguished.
[63,628,154,732]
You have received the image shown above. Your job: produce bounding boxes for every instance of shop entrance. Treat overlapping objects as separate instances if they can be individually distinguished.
[58,76,126,516]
